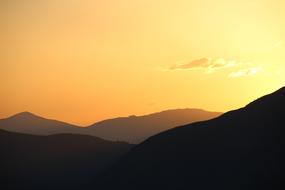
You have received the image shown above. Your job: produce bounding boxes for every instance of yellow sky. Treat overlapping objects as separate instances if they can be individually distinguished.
[1,0,285,125]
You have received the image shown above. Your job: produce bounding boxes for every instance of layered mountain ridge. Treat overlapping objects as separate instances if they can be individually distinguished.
[0,109,222,143]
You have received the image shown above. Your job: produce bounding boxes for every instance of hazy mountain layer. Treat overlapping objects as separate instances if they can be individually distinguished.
[0,109,222,143]
[0,112,81,135]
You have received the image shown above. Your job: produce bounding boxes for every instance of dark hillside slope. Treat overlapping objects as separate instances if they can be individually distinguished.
[101,87,285,190]
[0,130,133,190]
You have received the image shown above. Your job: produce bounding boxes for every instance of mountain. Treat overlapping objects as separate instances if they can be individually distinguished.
[0,112,81,135]
[0,129,133,190]
[86,109,222,143]
[0,109,222,143]
[99,87,285,190]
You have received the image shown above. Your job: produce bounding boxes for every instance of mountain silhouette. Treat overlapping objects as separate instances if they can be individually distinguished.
[98,87,285,190]
[86,109,221,143]
[0,109,222,143]
[0,112,81,135]
[0,129,133,190]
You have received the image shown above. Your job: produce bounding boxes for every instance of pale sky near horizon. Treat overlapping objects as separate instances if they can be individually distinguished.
[1,0,285,125]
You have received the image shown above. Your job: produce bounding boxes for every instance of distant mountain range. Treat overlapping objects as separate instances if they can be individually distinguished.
[98,87,285,190]
[0,129,133,190]
[0,112,80,135]
[0,109,222,143]
[85,109,222,143]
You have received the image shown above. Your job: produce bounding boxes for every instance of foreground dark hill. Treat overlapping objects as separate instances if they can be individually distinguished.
[0,112,81,135]
[87,109,222,143]
[0,130,133,190]
[100,87,285,190]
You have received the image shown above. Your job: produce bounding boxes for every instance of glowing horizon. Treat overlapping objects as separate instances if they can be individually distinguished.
[1,0,285,125]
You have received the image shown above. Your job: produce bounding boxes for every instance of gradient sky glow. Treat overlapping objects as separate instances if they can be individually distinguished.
[1,0,285,125]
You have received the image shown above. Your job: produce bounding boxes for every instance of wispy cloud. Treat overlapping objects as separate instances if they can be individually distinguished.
[272,41,284,49]
[167,57,265,78]
[169,57,236,72]
[228,67,263,78]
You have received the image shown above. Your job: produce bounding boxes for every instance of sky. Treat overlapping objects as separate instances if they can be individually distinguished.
[1,0,285,125]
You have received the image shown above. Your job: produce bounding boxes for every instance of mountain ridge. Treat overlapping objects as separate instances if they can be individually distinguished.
[89,108,219,125]
[86,108,222,143]
[98,86,285,190]
[0,111,81,135]
[0,108,222,143]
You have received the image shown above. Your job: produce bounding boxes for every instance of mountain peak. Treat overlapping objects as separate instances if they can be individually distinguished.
[0,111,81,135]
[12,111,40,119]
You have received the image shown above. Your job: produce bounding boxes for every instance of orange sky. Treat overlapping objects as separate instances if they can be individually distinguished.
[1,0,285,125]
